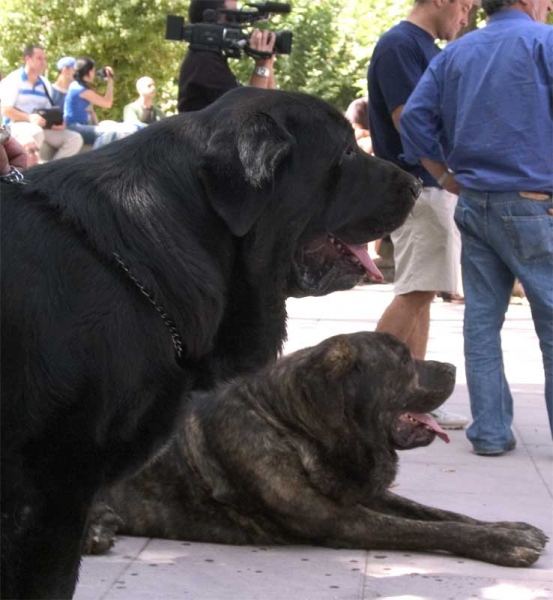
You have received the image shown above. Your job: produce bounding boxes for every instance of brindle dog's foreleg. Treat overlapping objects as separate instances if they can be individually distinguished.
[326,504,547,567]
[258,478,547,568]
[368,491,547,534]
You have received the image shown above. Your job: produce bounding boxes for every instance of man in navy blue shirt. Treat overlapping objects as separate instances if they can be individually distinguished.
[368,0,473,430]
[401,0,553,455]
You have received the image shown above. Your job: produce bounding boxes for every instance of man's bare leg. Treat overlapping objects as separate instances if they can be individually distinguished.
[405,300,431,359]
[376,290,468,429]
[375,291,435,359]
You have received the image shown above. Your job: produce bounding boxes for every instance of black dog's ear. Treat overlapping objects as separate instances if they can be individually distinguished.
[200,113,293,237]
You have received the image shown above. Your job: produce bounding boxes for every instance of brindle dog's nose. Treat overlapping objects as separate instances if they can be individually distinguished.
[411,178,423,200]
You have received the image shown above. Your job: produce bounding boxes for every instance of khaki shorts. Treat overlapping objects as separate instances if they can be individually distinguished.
[391,186,461,296]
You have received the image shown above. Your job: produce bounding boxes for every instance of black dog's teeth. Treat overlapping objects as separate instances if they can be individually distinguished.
[329,236,359,263]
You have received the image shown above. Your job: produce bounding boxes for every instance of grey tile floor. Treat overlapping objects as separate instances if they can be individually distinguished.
[76,284,553,600]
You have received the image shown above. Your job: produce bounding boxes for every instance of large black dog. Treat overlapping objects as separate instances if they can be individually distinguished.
[89,332,548,568]
[0,88,419,599]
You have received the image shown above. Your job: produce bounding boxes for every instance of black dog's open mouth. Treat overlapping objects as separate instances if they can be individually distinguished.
[306,235,383,282]
[393,412,450,449]
[287,234,383,298]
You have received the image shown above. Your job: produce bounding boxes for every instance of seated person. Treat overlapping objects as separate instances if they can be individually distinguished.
[19,136,41,169]
[0,45,82,160]
[51,56,75,109]
[123,76,165,125]
[64,57,140,149]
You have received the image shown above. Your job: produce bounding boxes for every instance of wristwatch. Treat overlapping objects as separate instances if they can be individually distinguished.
[254,66,271,78]
[437,168,454,187]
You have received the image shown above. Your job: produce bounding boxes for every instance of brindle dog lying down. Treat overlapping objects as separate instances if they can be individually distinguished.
[87,332,548,567]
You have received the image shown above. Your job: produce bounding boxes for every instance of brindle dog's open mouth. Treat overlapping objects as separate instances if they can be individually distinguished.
[393,412,450,449]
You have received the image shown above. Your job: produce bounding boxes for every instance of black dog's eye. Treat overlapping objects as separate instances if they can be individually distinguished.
[338,145,357,166]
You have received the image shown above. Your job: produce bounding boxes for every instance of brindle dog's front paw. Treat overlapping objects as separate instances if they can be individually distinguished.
[475,526,549,567]
[83,502,124,555]
[490,521,549,544]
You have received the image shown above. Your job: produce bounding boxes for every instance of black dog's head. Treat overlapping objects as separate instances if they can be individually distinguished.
[265,332,455,452]
[194,88,421,297]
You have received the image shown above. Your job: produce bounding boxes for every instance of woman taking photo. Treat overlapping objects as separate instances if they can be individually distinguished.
[64,57,139,149]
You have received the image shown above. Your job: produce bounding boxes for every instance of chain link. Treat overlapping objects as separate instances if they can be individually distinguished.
[0,166,27,185]
[113,253,184,360]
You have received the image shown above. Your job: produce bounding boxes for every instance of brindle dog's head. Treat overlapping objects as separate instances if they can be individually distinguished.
[264,332,455,453]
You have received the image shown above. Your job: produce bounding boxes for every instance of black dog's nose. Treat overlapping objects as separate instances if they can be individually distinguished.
[443,362,456,380]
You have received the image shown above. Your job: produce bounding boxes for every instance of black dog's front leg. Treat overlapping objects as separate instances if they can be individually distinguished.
[1,470,91,600]
[2,507,87,599]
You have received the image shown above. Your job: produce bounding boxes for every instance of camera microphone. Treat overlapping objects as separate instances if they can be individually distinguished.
[245,2,291,14]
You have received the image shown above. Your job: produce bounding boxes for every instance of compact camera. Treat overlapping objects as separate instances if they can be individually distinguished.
[96,67,113,80]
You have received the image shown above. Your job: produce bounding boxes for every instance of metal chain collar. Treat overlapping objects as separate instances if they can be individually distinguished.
[0,166,27,184]
[113,253,184,360]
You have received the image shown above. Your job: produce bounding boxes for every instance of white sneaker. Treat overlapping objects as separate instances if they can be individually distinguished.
[430,407,468,430]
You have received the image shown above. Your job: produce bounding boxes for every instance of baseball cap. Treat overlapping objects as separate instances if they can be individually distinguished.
[56,56,76,71]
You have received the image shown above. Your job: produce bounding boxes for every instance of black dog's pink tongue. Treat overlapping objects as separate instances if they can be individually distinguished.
[345,243,383,282]
[409,412,450,443]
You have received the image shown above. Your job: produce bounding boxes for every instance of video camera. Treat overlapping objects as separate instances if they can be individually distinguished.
[166,2,293,59]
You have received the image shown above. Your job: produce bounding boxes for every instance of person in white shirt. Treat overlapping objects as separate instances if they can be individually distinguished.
[0,45,82,160]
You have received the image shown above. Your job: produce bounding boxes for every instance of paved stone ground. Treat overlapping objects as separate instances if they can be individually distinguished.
[76,283,552,600]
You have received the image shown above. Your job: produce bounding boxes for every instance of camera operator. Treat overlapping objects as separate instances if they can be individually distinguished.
[177,0,277,112]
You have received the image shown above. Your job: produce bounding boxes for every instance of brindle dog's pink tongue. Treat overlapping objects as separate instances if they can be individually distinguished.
[410,412,450,443]
[345,243,383,282]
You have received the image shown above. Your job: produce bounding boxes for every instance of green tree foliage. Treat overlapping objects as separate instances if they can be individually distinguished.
[0,0,186,118]
[0,0,492,116]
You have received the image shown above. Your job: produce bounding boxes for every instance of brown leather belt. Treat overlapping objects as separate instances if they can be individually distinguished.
[519,191,552,201]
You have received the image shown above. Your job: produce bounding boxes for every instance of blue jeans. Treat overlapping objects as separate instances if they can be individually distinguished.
[454,189,553,452]
[67,122,142,149]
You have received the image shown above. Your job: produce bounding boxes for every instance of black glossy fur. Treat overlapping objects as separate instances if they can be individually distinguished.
[90,333,548,568]
[1,89,419,599]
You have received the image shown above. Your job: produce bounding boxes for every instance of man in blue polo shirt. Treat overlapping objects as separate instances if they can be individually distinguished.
[0,45,82,160]
[400,0,553,455]
[368,0,473,430]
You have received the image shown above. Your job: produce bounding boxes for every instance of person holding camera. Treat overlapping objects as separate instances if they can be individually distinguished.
[177,0,277,112]
[0,45,83,161]
[63,57,125,149]
[64,58,141,149]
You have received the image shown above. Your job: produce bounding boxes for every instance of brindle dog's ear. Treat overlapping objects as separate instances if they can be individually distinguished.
[321,336,358,380]
[299,336,357,435]
[200,113,293,237]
